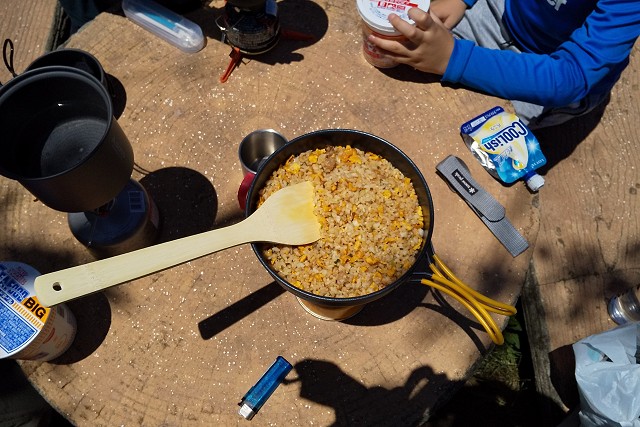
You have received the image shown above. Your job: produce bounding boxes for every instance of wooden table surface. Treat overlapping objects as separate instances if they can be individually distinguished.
[4,1,540,425]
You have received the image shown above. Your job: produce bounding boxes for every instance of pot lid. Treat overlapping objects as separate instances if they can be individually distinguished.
[356,0,431,36]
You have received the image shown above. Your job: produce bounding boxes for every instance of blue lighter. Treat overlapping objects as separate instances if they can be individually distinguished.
[238,356,293,420]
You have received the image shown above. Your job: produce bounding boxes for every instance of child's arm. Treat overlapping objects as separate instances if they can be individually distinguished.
[430,0,469,29]
[370,1,640,107]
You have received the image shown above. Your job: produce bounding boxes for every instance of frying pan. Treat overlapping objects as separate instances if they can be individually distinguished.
[245,129,516,343]
[245,129,434,315]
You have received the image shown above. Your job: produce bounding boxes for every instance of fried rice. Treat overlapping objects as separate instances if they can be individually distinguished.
[258,145,424,298]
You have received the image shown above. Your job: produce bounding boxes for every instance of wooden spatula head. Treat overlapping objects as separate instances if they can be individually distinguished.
[251,181,321,245]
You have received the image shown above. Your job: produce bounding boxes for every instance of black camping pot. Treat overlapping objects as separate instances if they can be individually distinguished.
[0,66,134,212]
[25,48,109,90]
[245,129,435,319]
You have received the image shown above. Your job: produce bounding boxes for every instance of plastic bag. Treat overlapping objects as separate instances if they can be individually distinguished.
[573,322,640,426]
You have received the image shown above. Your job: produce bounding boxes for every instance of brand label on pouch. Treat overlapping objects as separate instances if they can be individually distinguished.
[0,264,49,356]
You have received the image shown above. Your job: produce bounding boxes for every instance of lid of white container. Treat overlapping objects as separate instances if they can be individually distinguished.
[356,0,431,36]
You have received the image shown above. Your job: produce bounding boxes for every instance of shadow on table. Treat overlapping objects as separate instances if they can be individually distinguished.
[535,95,609,173]
[198,281,286,339]
[349,281,495,353]
[51,293,112,364]
[197,276,428,340]
[138,166,218,242]
[422,375,568,427]
[20,166,220,362]
[196,273,430,340]
[346,254,495,353]
[286,358,460,426]
[197,256,500,347]
[105,72,127,120]
[343,278,428,325]
[196,278,492,350]
[378,65,443,85]
[287,357,566,426]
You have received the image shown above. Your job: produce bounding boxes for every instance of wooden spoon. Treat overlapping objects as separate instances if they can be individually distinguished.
[34,181,320,307]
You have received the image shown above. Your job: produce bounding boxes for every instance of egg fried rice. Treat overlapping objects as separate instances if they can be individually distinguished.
[258,145,424,298]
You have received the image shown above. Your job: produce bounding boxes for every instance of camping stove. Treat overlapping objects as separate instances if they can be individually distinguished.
[217,0,281,55]
[216,0,314,82]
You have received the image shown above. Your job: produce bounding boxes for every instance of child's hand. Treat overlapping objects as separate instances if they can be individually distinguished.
[430,0,468,29]
[368,7,454,75]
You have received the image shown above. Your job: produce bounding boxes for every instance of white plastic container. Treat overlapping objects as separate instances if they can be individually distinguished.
[356,0,431,68]
[0,262,77,361]
[122,0,205,53]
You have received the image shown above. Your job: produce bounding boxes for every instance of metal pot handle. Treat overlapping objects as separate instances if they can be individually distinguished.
[215,15,227,33]
[1,38,17,87]
[414,245,517,346]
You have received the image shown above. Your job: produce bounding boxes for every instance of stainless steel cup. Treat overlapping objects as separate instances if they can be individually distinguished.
[238,129,288,175]
[237,129,287,210]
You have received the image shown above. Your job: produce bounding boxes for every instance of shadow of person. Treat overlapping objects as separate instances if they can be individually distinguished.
[286,359,463,426]
[422,375,567,427]
[286,353,569,426]
[532,95,609,173]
